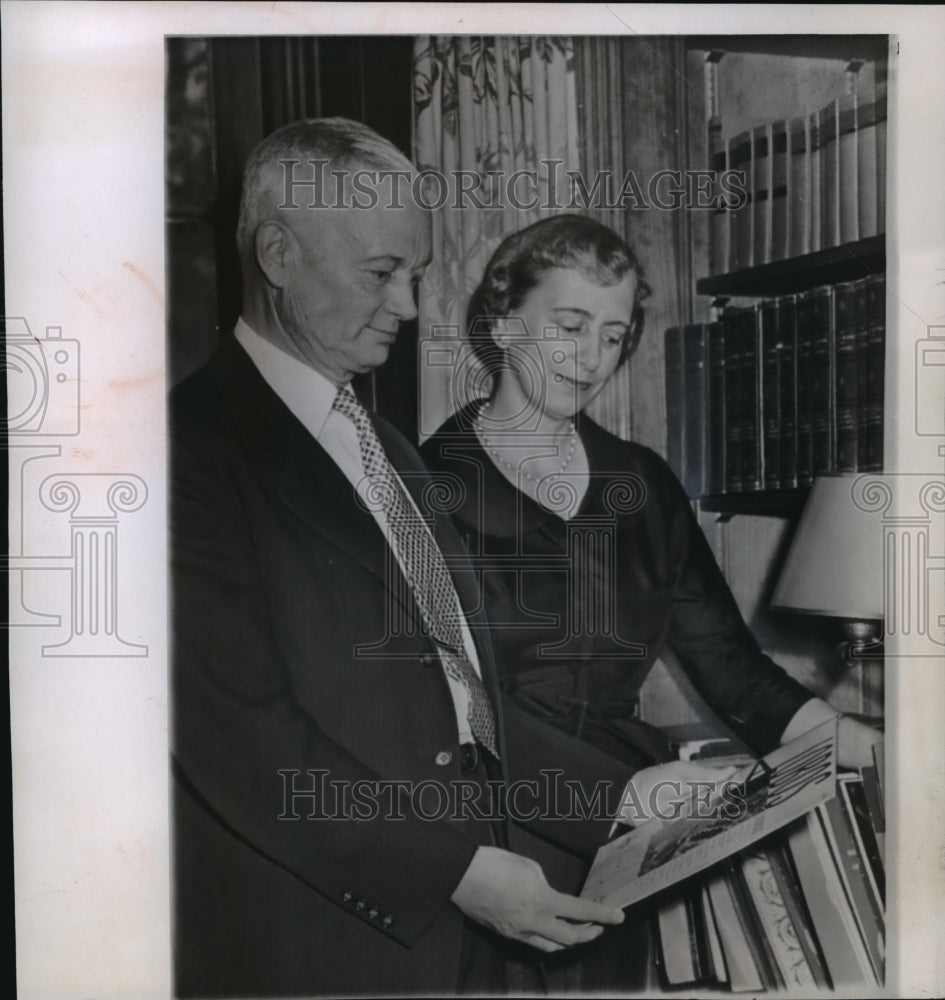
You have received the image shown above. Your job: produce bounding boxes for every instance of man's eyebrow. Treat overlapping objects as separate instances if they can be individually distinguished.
[361,254,403,265]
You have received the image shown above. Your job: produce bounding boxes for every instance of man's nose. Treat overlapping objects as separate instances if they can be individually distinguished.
[384,272,418,323]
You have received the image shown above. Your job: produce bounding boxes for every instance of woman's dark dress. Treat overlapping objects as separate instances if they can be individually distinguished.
[421,402,814,991]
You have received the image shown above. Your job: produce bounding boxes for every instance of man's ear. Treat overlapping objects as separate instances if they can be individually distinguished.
[254,221,293,288]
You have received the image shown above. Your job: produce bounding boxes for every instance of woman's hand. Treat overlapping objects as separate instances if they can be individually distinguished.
[613,760,740,828]
[837,714,884,771]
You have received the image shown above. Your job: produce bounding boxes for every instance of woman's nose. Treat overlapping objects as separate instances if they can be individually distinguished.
[580,335,602,373]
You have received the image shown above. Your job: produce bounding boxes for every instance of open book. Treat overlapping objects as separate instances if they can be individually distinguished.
[581,718,838,909]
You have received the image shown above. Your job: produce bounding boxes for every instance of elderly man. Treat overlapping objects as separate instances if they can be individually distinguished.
[170,118,632,998]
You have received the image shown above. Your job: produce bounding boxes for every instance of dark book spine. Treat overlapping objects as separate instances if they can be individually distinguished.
[683,325,709,498]
[771,120,789,262]
[820,100,840,249]
[708,323,727,494]
[742,305,763,491]
[834,281,859,472]
[731,131,753,271]
[708,116,728,276]
[778,294,799,488]
[866,274,886,470]
[665,326,685,486]
[761,299,782,489]
[788,114,810,257]
[809,286,836,475]
[795,291,815,485]
[839,92,859,244]
[854,278,871,470]
[876,82,887,234]
[752,123,771,266]
[724,309,744,492]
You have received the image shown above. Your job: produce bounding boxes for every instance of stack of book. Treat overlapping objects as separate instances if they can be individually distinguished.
[664,273,885,499]
[709,83,887,276]
[655,752,886,992]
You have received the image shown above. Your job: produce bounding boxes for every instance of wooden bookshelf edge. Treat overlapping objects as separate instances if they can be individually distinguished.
[695,236,886,299]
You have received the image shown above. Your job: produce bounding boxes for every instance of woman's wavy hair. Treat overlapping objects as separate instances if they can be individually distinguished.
[466,213,651,381]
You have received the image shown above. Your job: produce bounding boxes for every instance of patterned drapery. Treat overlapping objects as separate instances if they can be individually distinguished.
[412,36,580,437]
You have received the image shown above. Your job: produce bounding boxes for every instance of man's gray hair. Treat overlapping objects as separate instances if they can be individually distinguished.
[235,117,417,260]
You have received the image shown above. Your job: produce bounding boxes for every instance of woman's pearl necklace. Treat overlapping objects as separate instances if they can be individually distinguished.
[475,401,577,482]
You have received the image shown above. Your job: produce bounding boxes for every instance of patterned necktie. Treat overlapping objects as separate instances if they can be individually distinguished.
[332,387,499,758]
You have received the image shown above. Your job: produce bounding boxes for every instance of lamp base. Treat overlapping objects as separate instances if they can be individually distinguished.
[838,619,884,719]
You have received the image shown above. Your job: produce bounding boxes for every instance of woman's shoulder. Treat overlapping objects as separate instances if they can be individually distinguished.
[580,413,683,489]
[419,400,483,468]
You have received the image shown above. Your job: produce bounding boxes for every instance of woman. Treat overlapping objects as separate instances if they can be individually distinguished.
[420,214,882,986]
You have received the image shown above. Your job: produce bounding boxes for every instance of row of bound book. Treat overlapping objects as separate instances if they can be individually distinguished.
[709,82,887,275]
[656,754,885,992]
[665,274,886,499]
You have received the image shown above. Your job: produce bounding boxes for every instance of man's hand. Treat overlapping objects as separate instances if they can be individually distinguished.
[838,714,884,770]
[450,846,624,953]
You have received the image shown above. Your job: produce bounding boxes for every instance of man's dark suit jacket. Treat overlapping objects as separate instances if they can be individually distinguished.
[170,334,631,998]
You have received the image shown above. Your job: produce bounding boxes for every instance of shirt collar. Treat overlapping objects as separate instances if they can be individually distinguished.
[234,316,339,440]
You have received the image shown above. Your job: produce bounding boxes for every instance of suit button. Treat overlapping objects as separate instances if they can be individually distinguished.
[368,907,379,920]
[355,899,367,912]
[434,750,453,766]
[420,653,437,668]
[341,890,352,903]
[382,914,395,928]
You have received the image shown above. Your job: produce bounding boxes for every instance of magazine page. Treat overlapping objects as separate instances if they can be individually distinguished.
[582,718,838,908]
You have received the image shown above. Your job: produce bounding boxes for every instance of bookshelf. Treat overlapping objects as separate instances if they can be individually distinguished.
[670,37,888,517]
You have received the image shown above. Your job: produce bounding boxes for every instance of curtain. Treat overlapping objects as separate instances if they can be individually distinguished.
[412,36,580,438]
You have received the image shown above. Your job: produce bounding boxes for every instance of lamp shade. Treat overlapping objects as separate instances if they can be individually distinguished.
[771,474,884,620]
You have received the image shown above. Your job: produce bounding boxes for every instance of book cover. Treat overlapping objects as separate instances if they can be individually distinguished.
[727,860,782,989]
[809,109,822,252]
[778,294,799,488]
[839,91,859,244]
[700,883,728,985]
[865,274,886,470]
[723,307,744,492]
[808,285,836,475]
[819,100,840,249]
[857,86,879,239]
[741,305,763,491]
[838,774,885,911]
[708,115,728,276]
[875,82,887,233]
[707,321,727,494]
[656,891,704,986]
[581,719,838,909]
[760,298,782,489]
[788,113,810,257]
[706,870,765,992]
[731,130,753,271]
[834,280,860,472]
[664,325,685,488]
[788,812,877,989]
[854,278,871,470]
[795,289,815,485]
[740,848,813,989]
[752,123,772,266]
[820,797,885,983]
[770,119,789,262]
[683,324,709,499]
[766,840,832,988]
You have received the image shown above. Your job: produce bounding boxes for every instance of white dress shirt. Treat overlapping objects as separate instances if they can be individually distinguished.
[235,318,479,744]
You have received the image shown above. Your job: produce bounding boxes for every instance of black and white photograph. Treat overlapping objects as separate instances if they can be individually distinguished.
[5,5,945,999]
